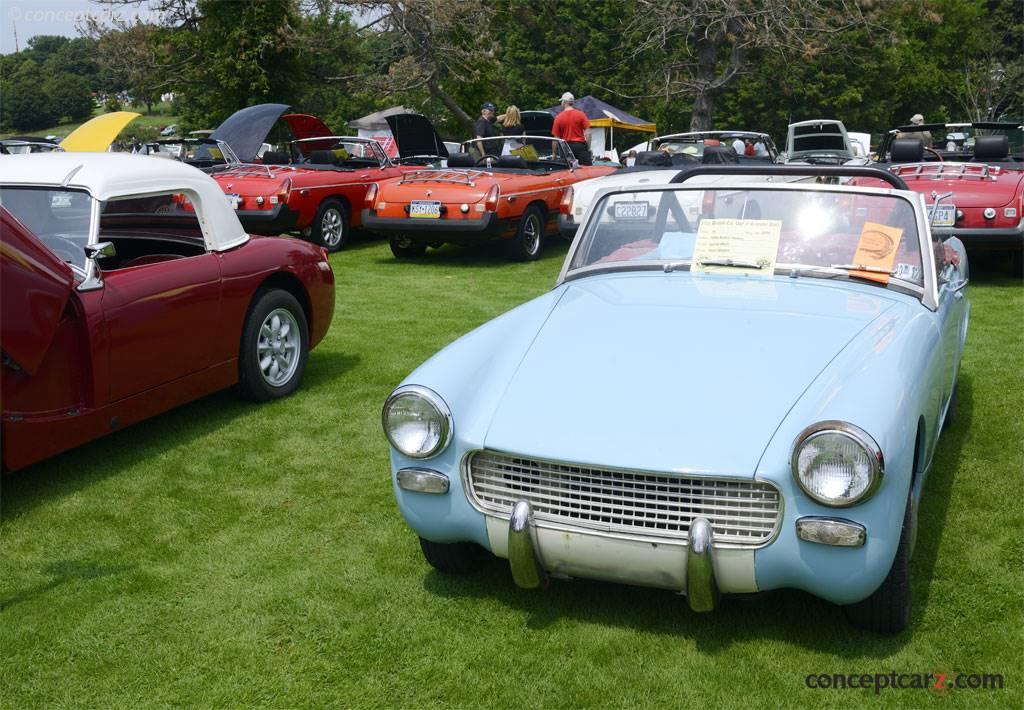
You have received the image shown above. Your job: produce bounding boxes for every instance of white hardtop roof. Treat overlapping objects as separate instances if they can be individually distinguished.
[0,152,248,251]
[657,130,770,140]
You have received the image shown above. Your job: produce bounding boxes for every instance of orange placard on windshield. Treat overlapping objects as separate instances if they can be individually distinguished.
[851,222,903,284]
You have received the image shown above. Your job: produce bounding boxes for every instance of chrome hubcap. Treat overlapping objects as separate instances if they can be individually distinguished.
[321,208,343,247]
[523,215,540,255]
[257,308,300,386]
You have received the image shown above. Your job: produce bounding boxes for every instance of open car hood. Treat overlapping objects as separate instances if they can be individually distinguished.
[386,113,449,160]
[210,103,337,163]
[0,207,74,375]
[522,110,554,136]
[60,112,141,152]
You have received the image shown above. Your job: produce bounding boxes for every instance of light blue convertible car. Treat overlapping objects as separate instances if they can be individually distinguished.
[383,165,969,633]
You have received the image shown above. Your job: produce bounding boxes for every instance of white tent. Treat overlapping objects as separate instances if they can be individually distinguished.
[348,106,414,158]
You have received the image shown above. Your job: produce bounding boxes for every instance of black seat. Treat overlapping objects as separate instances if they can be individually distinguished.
[309,150,337,165]
[447,152,475,168]
[497,155,528,169]
[702,145,739,164]
[636,150,672,167]
[890,138,923,163]
[972,135,1009,162]
[262,150,289,165]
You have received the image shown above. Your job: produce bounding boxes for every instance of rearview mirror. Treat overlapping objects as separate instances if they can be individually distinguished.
[84,241,116,260]
[78,241,116,291]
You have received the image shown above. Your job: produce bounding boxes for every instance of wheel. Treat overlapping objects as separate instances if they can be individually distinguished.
[475,154,501,166]
[390,237,427,258]
[923,146,944,162]
[311,199,348,252]
[943,382,958,429]
[844,496,912,633]
[237,289,309,402]
[419,537,491,574]
[504,205,545,261]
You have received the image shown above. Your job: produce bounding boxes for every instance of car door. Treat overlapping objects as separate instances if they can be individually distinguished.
[98,195,224,402]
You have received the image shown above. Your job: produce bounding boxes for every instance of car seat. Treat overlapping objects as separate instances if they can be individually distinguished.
[262,151,289,165]
[889,138,924,163]
[636,150,672,167]
[972,135,1009,162]
[447,152,475,168]
[309,150,337,165]
[497,155,528,169]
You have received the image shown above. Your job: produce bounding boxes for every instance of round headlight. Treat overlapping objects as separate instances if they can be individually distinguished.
[791,422,883,507]
[382,385,452,459]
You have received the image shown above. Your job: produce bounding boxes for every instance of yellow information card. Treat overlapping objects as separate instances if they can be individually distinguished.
[691,219,783,274]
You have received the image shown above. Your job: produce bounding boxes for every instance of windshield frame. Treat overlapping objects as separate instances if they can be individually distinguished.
[557,181,938,310]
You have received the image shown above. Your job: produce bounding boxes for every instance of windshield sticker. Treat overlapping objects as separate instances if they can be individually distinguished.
[851,222,903,284]
[691,218,782,274]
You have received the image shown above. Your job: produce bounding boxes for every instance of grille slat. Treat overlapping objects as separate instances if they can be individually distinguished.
[467,451,781,546]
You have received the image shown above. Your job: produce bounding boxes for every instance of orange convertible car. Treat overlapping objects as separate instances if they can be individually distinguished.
[361,136,614,260]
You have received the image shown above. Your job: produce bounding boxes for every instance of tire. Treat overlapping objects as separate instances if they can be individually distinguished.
[237,289,309,402]
[844,496,912,634]
[311,199,348,252]
[503,205,545,261]
[390,236,427,258]
[943,382,958,429]
[419,537,490,574]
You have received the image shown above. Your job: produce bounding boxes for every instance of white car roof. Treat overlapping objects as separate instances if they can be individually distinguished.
[0,153,249,251]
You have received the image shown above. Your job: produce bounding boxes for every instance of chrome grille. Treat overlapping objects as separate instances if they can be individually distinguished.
[467,451,781,546]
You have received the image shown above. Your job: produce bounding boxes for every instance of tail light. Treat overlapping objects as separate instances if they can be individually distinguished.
[560,186,574,216]
[701,189,716,217]
[364,183,378,209]
[484,184,500,212]
[279,178,292,202]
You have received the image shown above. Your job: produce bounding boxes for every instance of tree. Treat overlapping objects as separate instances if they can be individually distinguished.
[1,60,58,131]
[618,0,869,130]
[45,74,95,123]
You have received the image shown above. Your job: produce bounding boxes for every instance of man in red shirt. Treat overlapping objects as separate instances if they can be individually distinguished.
[552,92,592,166]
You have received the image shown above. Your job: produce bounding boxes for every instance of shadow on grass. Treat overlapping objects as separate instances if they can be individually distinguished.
[1,559,134,610]
[1,351,359,517]
[963,249,1022,283]
[370,236,571,269]
[418,380,975,656]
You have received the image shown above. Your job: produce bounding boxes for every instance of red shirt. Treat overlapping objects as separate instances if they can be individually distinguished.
[552,108,590,143]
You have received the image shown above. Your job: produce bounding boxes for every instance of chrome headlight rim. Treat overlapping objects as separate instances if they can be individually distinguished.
[791,420,884,508]
[382,384,453,460]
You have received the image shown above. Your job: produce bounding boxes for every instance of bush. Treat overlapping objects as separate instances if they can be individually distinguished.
[45,74,94,123]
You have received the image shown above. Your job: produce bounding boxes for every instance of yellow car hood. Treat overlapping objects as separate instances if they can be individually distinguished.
[60,112,141,152]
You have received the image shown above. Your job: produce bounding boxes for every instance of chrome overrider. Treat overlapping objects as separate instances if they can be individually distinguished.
[506,498,719,612]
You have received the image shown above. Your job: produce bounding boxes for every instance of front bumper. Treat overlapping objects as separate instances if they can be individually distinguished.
[234,203,301,235]
[933,219,1023,249]
[361,209,504,239]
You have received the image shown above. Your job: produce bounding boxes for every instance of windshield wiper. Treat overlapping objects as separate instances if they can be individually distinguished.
[697,258,766,269]
[830,263,895,275]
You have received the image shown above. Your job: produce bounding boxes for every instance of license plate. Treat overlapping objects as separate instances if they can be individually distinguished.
[928,204,955,227]
[410,200,442,219]
[614,201,650,220]
[226,193,240,210]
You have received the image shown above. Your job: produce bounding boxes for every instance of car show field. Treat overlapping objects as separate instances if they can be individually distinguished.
[1,237,1019,707]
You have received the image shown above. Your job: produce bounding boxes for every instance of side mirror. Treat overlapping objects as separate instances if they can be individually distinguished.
[78,241,116,291]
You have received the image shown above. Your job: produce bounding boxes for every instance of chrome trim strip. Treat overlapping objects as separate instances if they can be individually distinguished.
[508,501,546,589]
[685,518,718,612]
[462,450,783,550]
[790,420,885,508]
[382,385,453,460]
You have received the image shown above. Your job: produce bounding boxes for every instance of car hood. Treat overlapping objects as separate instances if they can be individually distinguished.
[482,273,899,477]
[60,112,141,152]
[210,104,332,163]
[386,113,449,160]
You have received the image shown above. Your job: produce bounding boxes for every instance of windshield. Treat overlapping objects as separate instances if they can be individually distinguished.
[0,187,93,271]
[656,136,772,161]
[569,187,925,290]
[462,136,571,167]
[145,140,234,165]
[917,125,1023,156]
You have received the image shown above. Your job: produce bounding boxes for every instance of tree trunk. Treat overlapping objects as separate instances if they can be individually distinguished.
[427,78,475,137]
[690,90,714,131]
[689,33,720,131]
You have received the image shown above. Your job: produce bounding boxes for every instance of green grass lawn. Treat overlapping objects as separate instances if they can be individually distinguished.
[1,239,1021,707]
[1,104,180,141]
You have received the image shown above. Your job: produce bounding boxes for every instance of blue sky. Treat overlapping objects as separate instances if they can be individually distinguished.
[1,0,151,54]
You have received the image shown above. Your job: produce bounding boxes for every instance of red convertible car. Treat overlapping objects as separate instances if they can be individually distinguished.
[0,153,335,471]
[871,122,1023,255]
[210,106,449,252]
[362,136,615,260]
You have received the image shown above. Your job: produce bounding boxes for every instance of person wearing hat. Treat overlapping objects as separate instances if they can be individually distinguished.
[552,92,593,166]
[474,102,502,141]
[897,114,933,147]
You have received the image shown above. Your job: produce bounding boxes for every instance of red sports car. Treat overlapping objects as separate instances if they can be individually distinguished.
[362,136,615,260]
[873,121,1023,255]
[210,106,449,252]
[0,153,335,471]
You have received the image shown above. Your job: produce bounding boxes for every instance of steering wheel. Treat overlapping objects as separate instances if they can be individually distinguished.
[475,154,500,166]
[923,147,944,163]
[42,235,84,265]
